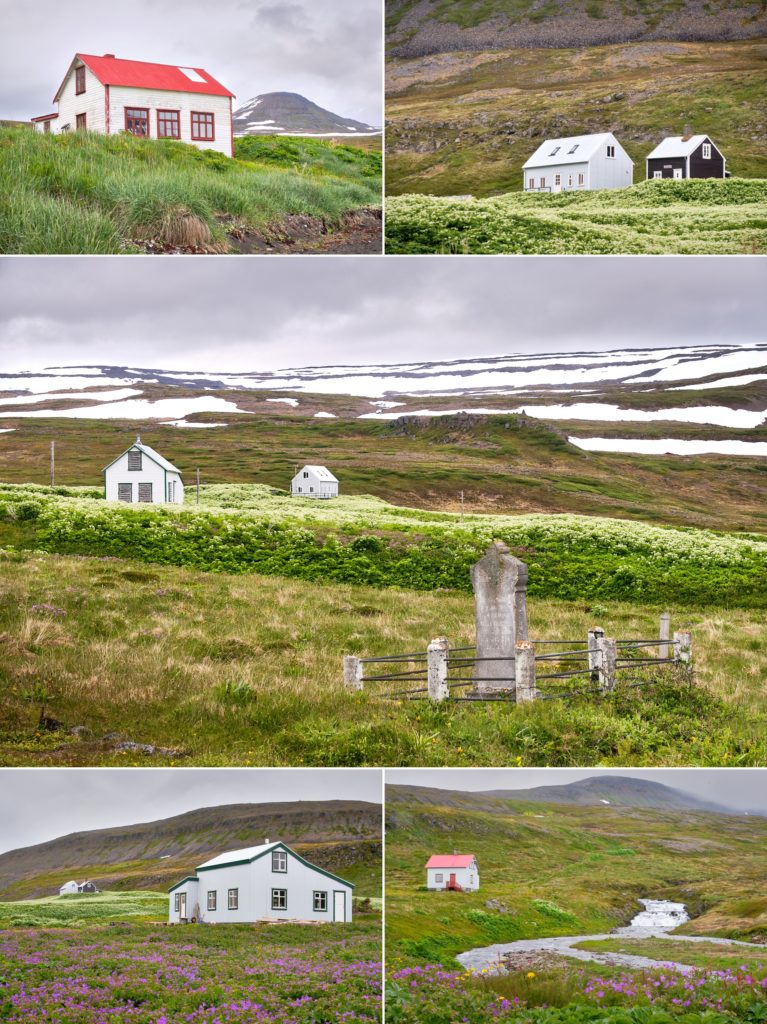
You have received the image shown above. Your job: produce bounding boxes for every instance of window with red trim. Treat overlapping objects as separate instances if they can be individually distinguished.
[191,111,215,141]
[75,66,86,95]
[76,113,87,131]
[157,110,180,139]
[125,108,149,136]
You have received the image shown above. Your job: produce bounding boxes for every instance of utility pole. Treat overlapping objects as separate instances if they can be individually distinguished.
[50,441,55,488]
[196,468,201,505]
[460,489,464,522]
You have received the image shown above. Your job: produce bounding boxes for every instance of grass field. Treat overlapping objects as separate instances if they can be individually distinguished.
[385,178,767,253]
[0,890,167,928]
[385,37,767,198]
[0,917,382,1023]
[0,128,381,253]
[384,786,767,1023]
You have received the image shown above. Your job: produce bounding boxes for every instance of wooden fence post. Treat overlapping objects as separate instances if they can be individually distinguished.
[588,627,604,681]
[515,641,536,702]
[674,630,692,666]
[659,612,670,660]
[427,637,450,702]
[596,635,617,691]
[343,655,364,691]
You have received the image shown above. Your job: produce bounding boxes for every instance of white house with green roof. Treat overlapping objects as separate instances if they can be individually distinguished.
[103,435,184,505]
[168,840,354,924]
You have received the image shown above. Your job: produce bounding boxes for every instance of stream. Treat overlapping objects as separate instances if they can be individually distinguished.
[456,899,766,975]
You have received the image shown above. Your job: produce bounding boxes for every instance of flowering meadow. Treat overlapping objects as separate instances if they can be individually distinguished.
[0,921,382,1023]
[385,179,767,255]
[386,962,767,1024]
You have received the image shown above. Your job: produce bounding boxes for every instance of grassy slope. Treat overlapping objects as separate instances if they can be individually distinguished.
[385,177,767,254]
[1,546,765,767]
[0,890,167,927]
[384,786,767,967]
[385,38,767,197]
[2,411,767,532]
[0,128,381,254]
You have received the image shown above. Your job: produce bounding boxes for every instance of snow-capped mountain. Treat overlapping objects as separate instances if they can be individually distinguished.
[233,92,380,137]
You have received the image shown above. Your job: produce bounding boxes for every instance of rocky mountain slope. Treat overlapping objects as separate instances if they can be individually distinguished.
[0,800,382,900]
[234,92,379,136]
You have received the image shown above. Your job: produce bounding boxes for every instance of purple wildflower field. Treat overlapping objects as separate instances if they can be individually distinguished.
[386,961,767,1023]
[0,922,382,1023]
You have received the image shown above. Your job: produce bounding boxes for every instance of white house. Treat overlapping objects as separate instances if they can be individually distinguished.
[32,52,235,157]
[103,436,184,505]
[425,854,480,892]
[523,133,633,192]
[168,840,354,924]
[291,465,339,499]
[59,881,79,896]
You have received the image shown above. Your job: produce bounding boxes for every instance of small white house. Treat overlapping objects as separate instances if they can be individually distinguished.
[291,465,339,499]
[103,436,184,505]
[425,854,480,892]
[168,840,354,924]
[32,52,235,157]
[523,132,633,192]
[59,881,79,896]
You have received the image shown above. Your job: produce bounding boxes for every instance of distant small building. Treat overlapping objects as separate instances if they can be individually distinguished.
[168,840,354,924]
[103,436,184,505]
[523,133,633,193]
[291,465,339,499]
[59,880,79,895]
[32,52,235,156]
[78,881,99,894]
[646,135,727,180]
[425,854,480,892]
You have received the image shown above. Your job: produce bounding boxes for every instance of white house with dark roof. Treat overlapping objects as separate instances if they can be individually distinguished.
[291,465,339,499]
[168,841,354,924]
[425,854,480,892]
[523,132,633,192]
[103,436,184,505]
[32,52,235,156]
[646,135,727,180]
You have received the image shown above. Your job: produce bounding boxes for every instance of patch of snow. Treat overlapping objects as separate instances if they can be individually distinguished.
[599,799,610,804]
[670,373,767,391]
[0,397,249,421]
[0,375,137,393]
[570,437,767,457]
[370,400,405,409]
[313,411,337,418]
[161,420,229,429]
[626,348,767,383]
[265,397,299,407]
[0,388,142,407]
[0,428,15,434]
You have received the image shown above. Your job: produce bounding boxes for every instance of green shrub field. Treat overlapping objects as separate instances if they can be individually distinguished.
[385,179,767,254]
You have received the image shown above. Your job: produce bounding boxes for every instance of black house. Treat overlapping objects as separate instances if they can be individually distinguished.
[78,881,99,894]
[646,135,727,180]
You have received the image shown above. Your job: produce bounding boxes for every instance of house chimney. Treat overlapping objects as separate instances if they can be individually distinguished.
[103,53,116,58]
[265,837,270,844]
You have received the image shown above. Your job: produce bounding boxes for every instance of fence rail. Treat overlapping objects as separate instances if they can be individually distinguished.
[343,615,692,704]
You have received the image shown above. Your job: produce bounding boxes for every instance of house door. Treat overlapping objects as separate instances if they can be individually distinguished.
[673,168,683,179]
[449,873,456,887]
[179,893,187,920]
[333,891,346,922]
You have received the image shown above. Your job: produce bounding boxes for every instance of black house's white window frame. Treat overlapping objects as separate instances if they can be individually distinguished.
[207,890,217,911]
[228,888,238,910]
[272,850,287,873]
[313,891,328,912]
[271,888,288,910]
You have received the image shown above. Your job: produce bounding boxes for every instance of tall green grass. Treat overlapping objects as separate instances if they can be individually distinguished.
[0,128,381,253]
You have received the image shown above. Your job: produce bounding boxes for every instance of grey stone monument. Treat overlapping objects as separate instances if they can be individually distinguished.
[470,541,529,694]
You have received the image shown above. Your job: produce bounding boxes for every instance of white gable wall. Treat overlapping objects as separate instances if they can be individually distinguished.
[105,449,184,504]
[291,467,339,499]
[55,62,107,134]
[107,86,232,155]
[169,878,200,921]
[524,135,633,192]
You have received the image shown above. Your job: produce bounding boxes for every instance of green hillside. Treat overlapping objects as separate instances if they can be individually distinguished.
[385,37,767,201]
[0,128,381,254]
[384,783,767,966]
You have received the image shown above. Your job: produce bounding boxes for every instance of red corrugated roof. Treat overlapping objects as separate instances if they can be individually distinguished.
[425,854,475,869]
[55,54,234,101]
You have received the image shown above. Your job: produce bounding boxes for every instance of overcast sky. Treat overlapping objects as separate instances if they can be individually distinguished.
[387,769,767,813]
[0,257,764,374]
[0,0,381,126]
[0,769,382,855]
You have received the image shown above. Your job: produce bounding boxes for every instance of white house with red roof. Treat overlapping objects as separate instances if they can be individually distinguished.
[32,52,235,156]
[425,854,480,892]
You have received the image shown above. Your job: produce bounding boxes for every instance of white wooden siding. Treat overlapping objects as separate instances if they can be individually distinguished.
[56,62,107,135]
[105,450,184,504]
[426,863,480,891]
[107,86,232,155]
